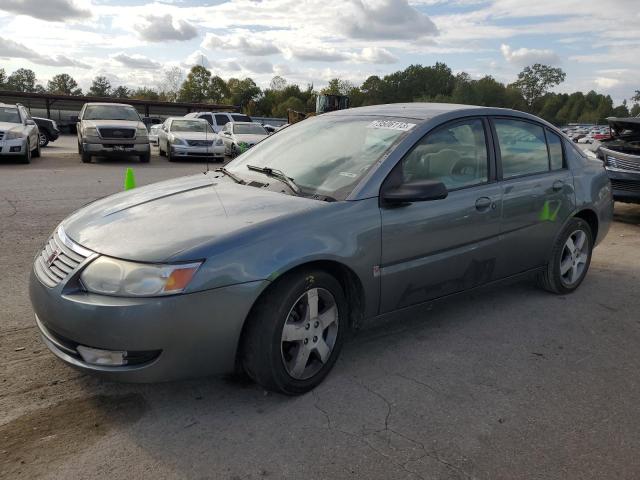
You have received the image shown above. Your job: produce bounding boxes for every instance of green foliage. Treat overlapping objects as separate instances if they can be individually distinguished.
[511,63,566,109]
[130,87,159,100]
[48,73,82,95]
[7,68,38,92]
[111,85,132,99]
[0,68,6,88]
[88,76,111,97]
[178,66,212,102]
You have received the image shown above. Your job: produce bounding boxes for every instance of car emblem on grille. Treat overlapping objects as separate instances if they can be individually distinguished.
[112,130,123,137]
[46,249,61,266]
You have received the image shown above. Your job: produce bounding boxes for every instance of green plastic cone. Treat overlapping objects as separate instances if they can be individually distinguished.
[124,168,136,190]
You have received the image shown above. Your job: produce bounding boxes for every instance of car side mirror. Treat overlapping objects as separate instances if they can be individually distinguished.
[25,119,36,126]
[382,180,448,206]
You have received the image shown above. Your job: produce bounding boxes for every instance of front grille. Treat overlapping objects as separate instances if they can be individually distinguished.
[98,128,135,139]
[611,179,640,193]
[34,227,92,288]
[186,140,213,147]
[101,144,135,148]
[606,155,640,172]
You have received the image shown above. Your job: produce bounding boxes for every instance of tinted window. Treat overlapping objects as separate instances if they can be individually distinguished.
[171,120,214,133]
[84,105,140,121]
[199,114,213,124]
[0,107,20,123]
[495,119,548,178]
[231,114,252,122]
[401,119,488,190]
[233,124,268,135]
[215,114,229,125]
[546,130,564,170]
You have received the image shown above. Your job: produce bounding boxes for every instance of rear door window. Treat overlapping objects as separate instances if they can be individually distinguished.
[214,114,229,126]
[546,130,564,170]
[494,119,549,178]
[199,114,213,125]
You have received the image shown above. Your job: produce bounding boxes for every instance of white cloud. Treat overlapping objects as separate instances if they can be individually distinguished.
[594,77,620,89]
[0,36,90,68]
[202,32,280,56]
[500,44,560,66]
[137,14,198,42]
[112,52,162,70]
[0,0,90,21]
[183,50,211,68]
[357,47,398,64]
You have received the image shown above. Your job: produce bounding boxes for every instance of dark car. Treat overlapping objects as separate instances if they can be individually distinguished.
[30,103,613,395]
[594,116,640,203]
[33,117,60,148]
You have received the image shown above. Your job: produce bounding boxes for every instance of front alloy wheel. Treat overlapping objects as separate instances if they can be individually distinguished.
[241,270,347,395]
[280,288,339,380]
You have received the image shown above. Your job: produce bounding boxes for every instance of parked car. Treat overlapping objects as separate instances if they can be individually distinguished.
[33,117,60,148]
[76,103,150,163]
[185,111,252,132]
[148,124,162,146]
[594,116,640,203]
[157,118,224,162]
[220,121,269,156]
[30,103,612,395]
[142,116,163,130]
[0,103,40,163]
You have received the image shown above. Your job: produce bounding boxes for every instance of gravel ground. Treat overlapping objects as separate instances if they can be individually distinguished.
[1,145,639,480]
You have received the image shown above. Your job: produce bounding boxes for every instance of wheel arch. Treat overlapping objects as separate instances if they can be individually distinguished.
[573,208,599,241]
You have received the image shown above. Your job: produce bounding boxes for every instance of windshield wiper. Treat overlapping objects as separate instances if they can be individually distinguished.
[246,165,301,194]
[216,166,246,185]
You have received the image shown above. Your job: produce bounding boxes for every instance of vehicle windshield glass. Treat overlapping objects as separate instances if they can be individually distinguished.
[227,115,415,200]
[233,124,267,135]
[84,105,140,121]
[171,120,214,133]
[0,107,20,123]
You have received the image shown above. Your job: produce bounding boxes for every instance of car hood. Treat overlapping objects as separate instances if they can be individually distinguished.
[234,133,267,144]
[83,119,143,129]
[607,116,640,136]
[172,132,219,141]
[62,174,324,262]
[0,121,21,131]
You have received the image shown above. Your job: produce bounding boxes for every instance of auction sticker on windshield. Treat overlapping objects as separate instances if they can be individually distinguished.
[367,120,416,131]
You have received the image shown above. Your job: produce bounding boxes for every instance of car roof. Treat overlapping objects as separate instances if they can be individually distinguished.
[0,103,18,109]
[84,102,135,107]
[326,102,538,121]
[231,121,261,126]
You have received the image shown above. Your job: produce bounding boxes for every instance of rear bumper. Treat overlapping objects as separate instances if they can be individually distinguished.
[30,268,269,382]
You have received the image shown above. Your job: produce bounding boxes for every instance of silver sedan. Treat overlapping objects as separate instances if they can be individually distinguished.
[158,118,225,161]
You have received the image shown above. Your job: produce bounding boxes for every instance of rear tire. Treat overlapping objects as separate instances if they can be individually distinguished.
[39,132,50,148]
[241,270,347,395]
[536,217,593,294]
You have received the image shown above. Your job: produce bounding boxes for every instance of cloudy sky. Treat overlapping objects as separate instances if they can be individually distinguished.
[0,0,637,103]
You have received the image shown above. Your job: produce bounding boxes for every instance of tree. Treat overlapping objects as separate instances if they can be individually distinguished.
[0,68,6,88]
[631,103,640,117]
[512,64,566,109]
[321,78,353,96]
[111,85,132,99]
[227,77,261,111]
[209,75,229,103]
[269,75,287,91]
[130,87,159,100]
[47,73,82,95]
[6,68,37,92]
[178,65,211,102]
[158,67,184,102]
[88,76,111,97]
[632,90,640,103]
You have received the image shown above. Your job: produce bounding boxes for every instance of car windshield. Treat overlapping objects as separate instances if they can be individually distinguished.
[227,115,416,200]
[171,120,214,133]
[0,107,20,123]
[233,124,267,135]
[84,105,140,121]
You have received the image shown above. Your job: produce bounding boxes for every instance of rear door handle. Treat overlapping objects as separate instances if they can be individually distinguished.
[475,196,492,211]
[552,180,564,192]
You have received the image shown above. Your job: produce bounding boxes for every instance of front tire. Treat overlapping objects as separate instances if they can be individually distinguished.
[32,138,41,158]
[241,270,347,395]
[20,140,31,164]
[81,150,92,163]
[140,151,150,163]
[537,217,593,294]
[167,143,175,162]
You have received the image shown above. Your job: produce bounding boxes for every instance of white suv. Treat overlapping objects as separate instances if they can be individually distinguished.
[184,111,252,133]
[0,103,40,163]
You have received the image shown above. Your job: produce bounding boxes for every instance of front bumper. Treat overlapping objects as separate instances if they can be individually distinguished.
[0,138,27,156]
[606,169,640,204]
[30,269,269,382]
[171,144,225,159]
[83,141,150,156]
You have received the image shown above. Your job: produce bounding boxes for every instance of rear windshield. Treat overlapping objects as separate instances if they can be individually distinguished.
[0,107,20,123]
[84,105,140,121]
[233,124,267,135]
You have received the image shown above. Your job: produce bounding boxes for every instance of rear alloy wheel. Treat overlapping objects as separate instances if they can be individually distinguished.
[39,132,49,148]
[241,270,347,395]
[537,217,593,294]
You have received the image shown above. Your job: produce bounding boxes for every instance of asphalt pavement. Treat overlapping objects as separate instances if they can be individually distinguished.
[1,142,639,479]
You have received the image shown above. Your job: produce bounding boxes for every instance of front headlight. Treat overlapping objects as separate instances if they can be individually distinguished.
[136,127,148,138]
[215,138,223,146]
[80,257,202,297]
[4,129,24,140]
[83,126,98,136]
[170,136,187,146]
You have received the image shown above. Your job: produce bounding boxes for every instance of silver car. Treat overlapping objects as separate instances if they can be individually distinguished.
[30,104,613,395]
[158,118,225,162]
[77,103,150,163]
[0,103,41,163]
[220,121,269,156]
